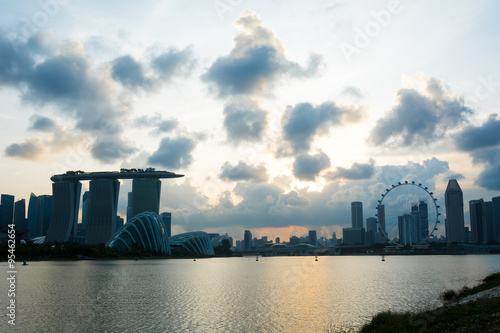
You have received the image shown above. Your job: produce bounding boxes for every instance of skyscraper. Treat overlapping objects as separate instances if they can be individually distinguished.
[132,178,161,217]
[469,199,484,243]
[85,179,120,244]
[366,217,377,244]
[0,194,15,228]
[483,201,495,242]
[377,204,386,241]
[27,193,38,238]
[14,199,27,233]
[308,230,317,246]
[127,191,133,222]
[244,230,252,250]
[444,179,465,243]
[419,200,429,239]
[161,212,172,237]
[46,180,82,242]
[351,201,363,229]
[493,196,500,241]
[82,191,90,233]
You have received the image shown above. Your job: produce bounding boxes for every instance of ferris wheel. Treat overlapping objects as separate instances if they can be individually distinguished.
[376,181,441,244]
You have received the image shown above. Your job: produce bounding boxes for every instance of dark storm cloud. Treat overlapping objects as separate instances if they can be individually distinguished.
[201,10,322,97]
[223,99,267,142]
[369,77,472,147]
[327,160,375,180]
[219,161,269,182]
[293,151,331,181]
[111,54,153,89]
[281,101,365,154]
[455,114,500,151]
[148,136,196,169]
[151,46,196,80]
[5,138,45,160]
[29,114,57,132]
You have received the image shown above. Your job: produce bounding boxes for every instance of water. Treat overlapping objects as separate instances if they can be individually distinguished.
[2,255,500,332]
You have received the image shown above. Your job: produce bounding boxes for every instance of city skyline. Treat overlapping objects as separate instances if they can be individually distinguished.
[1,1,500,242]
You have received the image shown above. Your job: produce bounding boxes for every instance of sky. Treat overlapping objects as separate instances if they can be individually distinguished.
[1,0,500,242]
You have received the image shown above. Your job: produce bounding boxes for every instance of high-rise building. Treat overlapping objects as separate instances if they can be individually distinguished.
[351,201,363,229]
[244,230,252,250]
[275,237,280,244]
[132,178,161,217]
[127,191,133,222]
[36,195,53,237]
[161,212,172,237]
[82,191,90,233]
[418,200,429,239]
[483,201,495,242]
[377,204,386,241]
[342,227,365,245]
[493,196,500,241]
[445,179,465,243]
[85,179,120,244]
[14,199,27,233]
[116,216,124,230]
[366,217,377,244]
[398,213,420,245]
[308,230,317,246]
[469,199,484,243]
[46,181,81,242]
[27,193,38,238]
[0,194,15,228]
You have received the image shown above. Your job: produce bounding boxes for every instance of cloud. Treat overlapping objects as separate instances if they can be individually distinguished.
[148,136,197,169]
[327,159,375,180]
[111,54,154,89]
[341,86,364,99]
[277,190,311,207]
[219,161,269,182]
[223,98,268,142]
[293,151,331,181]
[151,46,196,80]
[455,114,500,151]
[280,101,365,154]
[369,76,472,147]
[201,10,322,97]
[470,147,500,190]
[29,115,57,132]
[5,138,46,160]
[0,30,35,85]
[134,114,178,133]
[90,135,137,163]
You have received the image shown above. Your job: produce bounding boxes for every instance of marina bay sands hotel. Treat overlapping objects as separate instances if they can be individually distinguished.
[45,168,183,244]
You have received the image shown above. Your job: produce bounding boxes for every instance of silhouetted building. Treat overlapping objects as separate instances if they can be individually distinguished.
[464,226,471,243]
[132,178,161,216]
[85,179,120,244]
[493,196,500,241]
[27,194,53,238]
[289,235,300,246]
[0,194,15,228]
[419,200,429,239]
[309,230,317,246]
[46,180,82,242]
[377,204,386,237]
[81,191,90,233]
[275,237,280,244]
[470,199,484,243]
[343,227,365,245]
[445,179,465,243]
[398,214,420,245]
[116,216,124,230]
[244,230,252,250]
[351,201,363,229]
[127,191,133,222]
[14,199,27,233]
[483,201,495,242]
[161,212,172,237]
[366,217,377,244]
